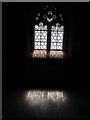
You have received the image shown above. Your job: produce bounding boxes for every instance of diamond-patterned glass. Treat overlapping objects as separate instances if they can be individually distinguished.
[34,23,47,50]
[50,24,64,50]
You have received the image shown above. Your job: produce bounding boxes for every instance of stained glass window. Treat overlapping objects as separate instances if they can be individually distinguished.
[50,23,64,58]
[49,51,64,58]
[34,22,47,50]
[32,22,47,58]
[32,5,65,59]
[32,50,47,58]
[50,23,64,50]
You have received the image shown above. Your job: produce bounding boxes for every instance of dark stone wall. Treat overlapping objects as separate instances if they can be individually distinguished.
[3,2,89,91]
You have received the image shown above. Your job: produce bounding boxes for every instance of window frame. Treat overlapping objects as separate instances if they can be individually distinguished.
[32,22,65,58]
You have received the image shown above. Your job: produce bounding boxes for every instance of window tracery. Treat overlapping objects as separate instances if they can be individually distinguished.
[32,5,65,58]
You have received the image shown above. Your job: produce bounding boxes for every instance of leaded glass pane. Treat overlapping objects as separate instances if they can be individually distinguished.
[51,32,55,36]
[49,51,64,58]
[40,26,43,30]
[57,43,63,50]
[56,23,60,27]
[51,25,55,30]
[61,36,63,40]
[54,36,57,40]
[41,36,44,40]
[33,22,64,58]
[32,50,47,58]
[60,26,64,32]
[34,23,47,52]
[50,23,64,51]
[34,42,40,49]
[41,42,47,49]
[44,25,47,30]
[39,22,43,27]
[35,31,40,40]
[51,42,57,49]
[39,22,44,30]
[43,31,47,36]
[41,31,47,39]
[35,25,39,30]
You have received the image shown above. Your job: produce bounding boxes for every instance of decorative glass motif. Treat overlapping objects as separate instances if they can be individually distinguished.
[50,51,64,58]
[44,25,47,30]
[53,15,57,19]
[48,11,53,15]
[32,50,47,58]
[34,22,47,50]
[36,17,39,20]
[43,14,47,19]
[61,18,64,21]
[32,5,65,59]
[37,13,40,16]
[47,18,53,22]
[42,7,57,22]
[60,14,62,17]
[32,22,47,58]
[50,23,64,50]
[60,26,64,31]
[51,25,55,30]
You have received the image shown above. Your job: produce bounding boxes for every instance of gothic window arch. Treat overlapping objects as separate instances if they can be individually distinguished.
[32,5,65,58]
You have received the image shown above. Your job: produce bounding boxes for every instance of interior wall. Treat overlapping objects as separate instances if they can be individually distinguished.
[3,2,89,91]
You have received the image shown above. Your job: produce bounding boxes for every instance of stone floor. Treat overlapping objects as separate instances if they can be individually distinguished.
[3,89,89,119]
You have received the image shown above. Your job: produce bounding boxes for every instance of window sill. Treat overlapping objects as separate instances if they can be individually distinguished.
[31,50,65,59]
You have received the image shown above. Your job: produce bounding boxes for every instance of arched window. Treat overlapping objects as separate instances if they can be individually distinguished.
[32,5,65,58]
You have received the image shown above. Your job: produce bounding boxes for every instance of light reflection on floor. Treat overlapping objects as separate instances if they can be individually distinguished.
[25,90,66,110]
[3,90,88,119]
[26,90,64,101]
